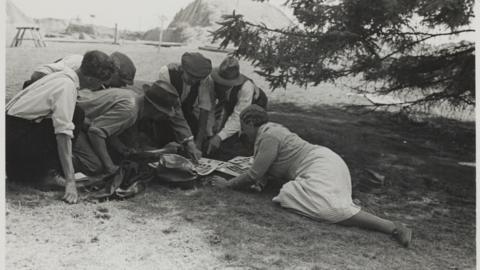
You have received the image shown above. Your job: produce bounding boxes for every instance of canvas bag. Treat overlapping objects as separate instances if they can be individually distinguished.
[154,154,198,187]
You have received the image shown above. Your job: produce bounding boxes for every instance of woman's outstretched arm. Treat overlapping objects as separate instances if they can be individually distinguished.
[216,135,280,190]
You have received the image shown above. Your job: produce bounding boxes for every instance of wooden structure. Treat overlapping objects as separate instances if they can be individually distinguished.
[198,45,235,54]
[10,26,47,47]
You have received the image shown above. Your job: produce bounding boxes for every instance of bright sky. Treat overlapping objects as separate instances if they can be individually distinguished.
[11,0,194,31]
[11,0,290,31]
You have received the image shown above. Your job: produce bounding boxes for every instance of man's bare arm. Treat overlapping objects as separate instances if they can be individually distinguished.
[87,132,118,174]
[56,134,77,204]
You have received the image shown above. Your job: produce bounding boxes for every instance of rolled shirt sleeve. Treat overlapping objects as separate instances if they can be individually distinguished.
[7,70,80,138]
[50,80,77,138]
[217,80,255,140]
[247,135,280,181]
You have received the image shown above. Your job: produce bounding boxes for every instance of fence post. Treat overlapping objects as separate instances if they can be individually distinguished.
[113,23,119,44]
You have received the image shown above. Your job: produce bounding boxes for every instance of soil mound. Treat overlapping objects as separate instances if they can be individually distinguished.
[144,0,292,44]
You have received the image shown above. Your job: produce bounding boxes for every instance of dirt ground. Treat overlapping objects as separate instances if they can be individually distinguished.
[4,43,476,269]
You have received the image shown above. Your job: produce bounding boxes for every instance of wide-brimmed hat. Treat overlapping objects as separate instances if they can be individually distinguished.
[111,52,136,85]
[211,56,247,87]
[181,52,212,79]
[143,80,179,117]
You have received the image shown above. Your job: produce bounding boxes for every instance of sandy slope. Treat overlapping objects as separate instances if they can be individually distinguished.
[160,0,292,44]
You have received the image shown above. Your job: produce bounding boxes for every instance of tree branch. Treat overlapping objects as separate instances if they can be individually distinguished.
[380,31,474,60]
[401,29,475,36]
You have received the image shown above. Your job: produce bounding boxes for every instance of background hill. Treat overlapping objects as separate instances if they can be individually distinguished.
[145,0,293,44]
[7,0,292,45]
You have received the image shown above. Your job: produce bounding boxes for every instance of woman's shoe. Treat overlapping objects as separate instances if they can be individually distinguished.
[392,222,412,248]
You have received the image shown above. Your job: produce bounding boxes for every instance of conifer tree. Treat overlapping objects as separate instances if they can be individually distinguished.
[212,0,475,107]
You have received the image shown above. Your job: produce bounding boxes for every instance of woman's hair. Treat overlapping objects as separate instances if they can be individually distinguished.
[240,104,269,127]
[80,50,116,81]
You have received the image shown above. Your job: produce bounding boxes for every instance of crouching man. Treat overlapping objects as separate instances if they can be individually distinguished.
[73,80,202,174]
[206,56,268,155]
[6,50,115,203]
[158,52,216,153]
[73,87,139,175]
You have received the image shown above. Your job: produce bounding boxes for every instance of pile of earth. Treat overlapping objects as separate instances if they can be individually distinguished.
[143,0,293,44]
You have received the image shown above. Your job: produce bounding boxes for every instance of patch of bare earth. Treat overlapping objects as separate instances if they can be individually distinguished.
[5,43,475,269]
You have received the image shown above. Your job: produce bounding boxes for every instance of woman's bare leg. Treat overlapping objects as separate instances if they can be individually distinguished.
[338,210,412,247]
[338,210,395,233]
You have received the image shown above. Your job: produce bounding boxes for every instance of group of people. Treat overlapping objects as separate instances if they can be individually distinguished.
[6,50,266,197]
[5,50,412,247]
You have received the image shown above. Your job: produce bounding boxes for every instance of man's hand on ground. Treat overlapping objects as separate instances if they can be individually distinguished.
[63,180,78,204]
[206,135,222,155]
[185,141,202,163]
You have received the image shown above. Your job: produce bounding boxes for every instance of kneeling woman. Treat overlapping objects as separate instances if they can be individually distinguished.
[213,105,412,247]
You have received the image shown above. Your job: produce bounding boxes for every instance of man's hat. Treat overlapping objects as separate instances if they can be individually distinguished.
[181,52,212,79]
[143,80,179,117]
[111,52,136,85]
[211,56,247,87]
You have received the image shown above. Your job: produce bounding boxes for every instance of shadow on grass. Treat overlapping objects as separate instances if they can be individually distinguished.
[118,101,474,268]
[269,102,475,195]
[6,101,476,269]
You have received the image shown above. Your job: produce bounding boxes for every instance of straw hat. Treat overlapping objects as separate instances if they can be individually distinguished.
[211,56,247,87]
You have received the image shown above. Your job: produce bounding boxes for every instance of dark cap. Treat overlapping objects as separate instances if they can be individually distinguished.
[81,50,115,81]
[111,52,136,85]
[143,80,179,117]
[181,52,212,79]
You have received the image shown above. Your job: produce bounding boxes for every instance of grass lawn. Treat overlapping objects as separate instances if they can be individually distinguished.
[5,42,476,270]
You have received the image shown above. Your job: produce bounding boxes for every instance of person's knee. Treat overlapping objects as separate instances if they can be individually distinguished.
[82,153,103,174]
[72,131,104,175]
[87,162,104,175]
[73,154,103,175]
